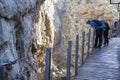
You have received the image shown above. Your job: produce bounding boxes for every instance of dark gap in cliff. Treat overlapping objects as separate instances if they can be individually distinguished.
[0,41,8,53]
[31,43,37,54]
[15,25,24,53]
[45,14,52,43]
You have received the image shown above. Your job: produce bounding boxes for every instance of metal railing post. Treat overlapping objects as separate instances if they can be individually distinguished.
[75,35,79,76]
[87,29,91,56]
[92,29,95,51]
[45,48,51,80]
[66,41,72,80]
[81,32,85,64]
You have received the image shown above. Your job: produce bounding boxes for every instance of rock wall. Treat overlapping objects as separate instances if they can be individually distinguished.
[0,0,66,79]
[0,0,42,80]
[35,0,66,79]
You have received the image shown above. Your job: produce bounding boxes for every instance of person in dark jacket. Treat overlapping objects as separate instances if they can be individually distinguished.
[101,20,110,46]
[86,19,103,48]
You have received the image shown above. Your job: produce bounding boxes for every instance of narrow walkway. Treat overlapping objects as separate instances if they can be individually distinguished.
[75,38,120,80]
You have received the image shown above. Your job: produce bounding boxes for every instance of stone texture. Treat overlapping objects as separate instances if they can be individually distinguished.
[0,0,43,80]
[35,0,67,79]
[0,18,20,80]
[0,0,36,19]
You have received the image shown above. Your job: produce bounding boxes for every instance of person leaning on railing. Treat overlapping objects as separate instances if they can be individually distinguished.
[86,19,103,49]
[100,20,110,46]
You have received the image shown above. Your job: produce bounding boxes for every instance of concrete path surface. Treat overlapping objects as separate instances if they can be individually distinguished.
[75,38,120,80]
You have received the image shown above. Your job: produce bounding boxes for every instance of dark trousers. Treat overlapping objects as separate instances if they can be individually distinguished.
[94,28,103,48]
[103,30,109,45]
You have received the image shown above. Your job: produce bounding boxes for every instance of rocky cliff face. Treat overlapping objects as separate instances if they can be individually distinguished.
[35,0,66,79]
[0,0,66,79]
[0,0,41,80]
[0,0,119,80]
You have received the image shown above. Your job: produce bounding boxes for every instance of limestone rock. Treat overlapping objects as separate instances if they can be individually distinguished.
[35,0,66,79]
[0,0,42,80]
[0,0,36,19]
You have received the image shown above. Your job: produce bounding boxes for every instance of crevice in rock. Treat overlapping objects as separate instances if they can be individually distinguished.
[0,41,9,53]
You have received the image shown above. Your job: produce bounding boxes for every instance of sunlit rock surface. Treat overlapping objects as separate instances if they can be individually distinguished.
[35,0,66,79]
